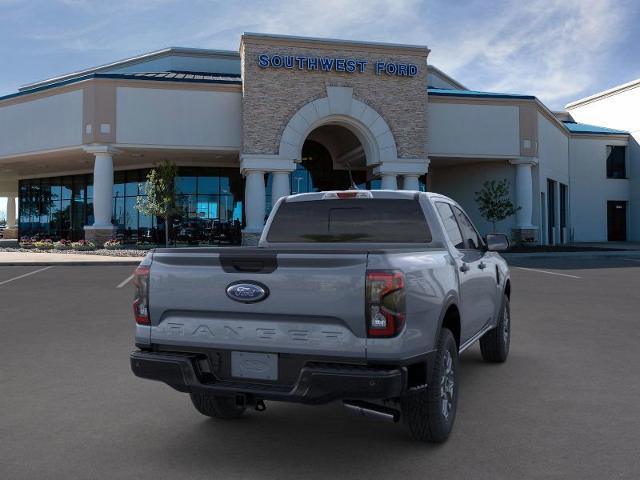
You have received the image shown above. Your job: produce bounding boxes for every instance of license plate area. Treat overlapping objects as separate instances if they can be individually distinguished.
[231,351,278,381]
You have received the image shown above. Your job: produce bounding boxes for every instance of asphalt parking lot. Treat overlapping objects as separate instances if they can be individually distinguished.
[1,256,640,479]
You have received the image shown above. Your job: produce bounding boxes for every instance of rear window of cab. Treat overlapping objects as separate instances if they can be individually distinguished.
[266,198,432,243]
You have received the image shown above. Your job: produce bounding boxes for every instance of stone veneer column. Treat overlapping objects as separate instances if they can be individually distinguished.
[84,145,117,246]
[509,157,539,243]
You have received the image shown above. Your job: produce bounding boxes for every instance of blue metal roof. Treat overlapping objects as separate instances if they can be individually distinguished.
[0,71,242,102]
[427,87,535,100]
[123,71,241,82]
[562,121,628,135]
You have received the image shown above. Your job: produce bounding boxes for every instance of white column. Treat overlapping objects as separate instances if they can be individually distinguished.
[510,158,537,228]
[374,159,428,192]
[271,171,290,204]
[6,195,16,229]
[402,174,420,191]
[555,181,562,244]
[92,152,115,227]
[244,170,266,232]
[380,174,398,190]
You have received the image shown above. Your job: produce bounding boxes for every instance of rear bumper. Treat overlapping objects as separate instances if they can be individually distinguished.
[130,350,406,404]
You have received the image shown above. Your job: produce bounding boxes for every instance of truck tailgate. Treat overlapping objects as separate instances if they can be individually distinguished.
[148,249,368,359]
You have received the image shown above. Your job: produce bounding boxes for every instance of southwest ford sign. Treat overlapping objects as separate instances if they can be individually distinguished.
[257,54,418,77]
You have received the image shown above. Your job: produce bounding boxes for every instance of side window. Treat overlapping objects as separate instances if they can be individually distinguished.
[452,206,482,250]
[435,202,464,249]
[606,145,626,179]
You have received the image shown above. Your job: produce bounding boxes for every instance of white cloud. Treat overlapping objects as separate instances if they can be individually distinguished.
[425,0,631,108]
[180,0,633,107]
[4,0,635,109]
[187,0,428,47]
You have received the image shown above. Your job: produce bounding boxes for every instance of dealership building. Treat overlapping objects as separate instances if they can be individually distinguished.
[0,33,637,245]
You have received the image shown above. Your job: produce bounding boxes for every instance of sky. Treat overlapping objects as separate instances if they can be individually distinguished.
[1,0,640,216]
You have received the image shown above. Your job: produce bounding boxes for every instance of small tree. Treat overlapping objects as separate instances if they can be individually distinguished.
[136,160,178,247]
[474,179,520,233]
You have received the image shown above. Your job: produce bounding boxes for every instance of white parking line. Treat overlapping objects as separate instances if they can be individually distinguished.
[116,274,134,289]
[515,267,581,279]
[0,266,53,286]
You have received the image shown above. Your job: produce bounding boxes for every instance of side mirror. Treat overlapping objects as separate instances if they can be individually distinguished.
[486,233,509,252]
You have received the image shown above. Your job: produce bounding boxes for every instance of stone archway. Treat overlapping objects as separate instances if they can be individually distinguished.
[239,86,429,244]
[278,86,398,166]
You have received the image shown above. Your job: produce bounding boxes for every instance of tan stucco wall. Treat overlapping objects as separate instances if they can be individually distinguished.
[240,35,429,160]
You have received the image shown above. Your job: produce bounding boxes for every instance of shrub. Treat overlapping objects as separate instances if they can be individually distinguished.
[53,239,73,250]
[103,239,122,250]
[19,237,34,249]
[135,241,155,250]
[33,239,54,250]
[474,179,519,233]
[71,240,96,251]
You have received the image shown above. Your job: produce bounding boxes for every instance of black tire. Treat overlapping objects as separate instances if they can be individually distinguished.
[401,328,459,443]
[189,393,246,419]
[480,294,511,363]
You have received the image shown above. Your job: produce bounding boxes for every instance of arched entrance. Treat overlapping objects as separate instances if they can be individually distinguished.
[266,123,386,211]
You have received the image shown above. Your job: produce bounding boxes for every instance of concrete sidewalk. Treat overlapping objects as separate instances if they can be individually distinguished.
[0,251,143,266]
[569,242,640,250]
[503,250,640,260]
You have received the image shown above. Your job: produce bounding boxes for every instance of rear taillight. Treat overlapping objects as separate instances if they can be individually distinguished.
[132,265,150,325]
[366,271,405,337]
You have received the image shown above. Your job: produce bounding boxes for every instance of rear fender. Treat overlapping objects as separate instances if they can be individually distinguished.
[434,292,461,350]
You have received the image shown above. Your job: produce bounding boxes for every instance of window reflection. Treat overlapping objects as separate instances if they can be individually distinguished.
[18,167,244,245]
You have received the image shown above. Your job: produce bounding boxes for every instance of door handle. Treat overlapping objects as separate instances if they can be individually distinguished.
[460,263,470,273]
[478,262,487,270]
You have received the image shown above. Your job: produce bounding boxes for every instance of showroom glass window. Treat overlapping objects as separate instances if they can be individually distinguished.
[606,146,626,179]
[172,167,244,245]
[18,175,93,241]
[18,167,244,245]
[112,169,156,243]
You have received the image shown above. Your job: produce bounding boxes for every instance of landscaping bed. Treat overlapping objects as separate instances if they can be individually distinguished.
[0,247,148,257]
[0,238,151,257]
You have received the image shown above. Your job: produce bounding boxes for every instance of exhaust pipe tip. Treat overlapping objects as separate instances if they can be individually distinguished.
[343,400,400,423]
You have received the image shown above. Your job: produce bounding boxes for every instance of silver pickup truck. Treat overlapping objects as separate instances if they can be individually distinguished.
[130,190,511,442]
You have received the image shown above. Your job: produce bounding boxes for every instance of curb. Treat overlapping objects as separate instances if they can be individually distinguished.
[502,251,640,260]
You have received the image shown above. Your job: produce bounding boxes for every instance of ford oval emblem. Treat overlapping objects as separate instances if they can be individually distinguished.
[226,281,269,303]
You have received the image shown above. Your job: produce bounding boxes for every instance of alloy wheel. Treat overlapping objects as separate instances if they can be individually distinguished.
[440,350,455,419]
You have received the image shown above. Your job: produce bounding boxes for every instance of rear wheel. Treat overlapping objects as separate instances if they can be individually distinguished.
[190,393,246,419]
[480,294,510,363]
[401,328,459,443]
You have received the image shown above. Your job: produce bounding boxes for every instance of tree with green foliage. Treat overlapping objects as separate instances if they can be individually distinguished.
[136,160,178,247]
[474,179,520,233]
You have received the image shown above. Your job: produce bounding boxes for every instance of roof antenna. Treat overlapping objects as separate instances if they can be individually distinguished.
[345,161,359,190]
